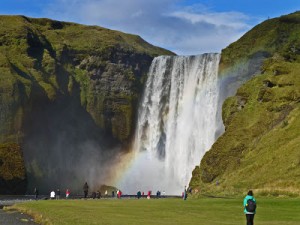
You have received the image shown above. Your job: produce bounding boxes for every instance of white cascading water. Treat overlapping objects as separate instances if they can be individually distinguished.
[117,53,221,194]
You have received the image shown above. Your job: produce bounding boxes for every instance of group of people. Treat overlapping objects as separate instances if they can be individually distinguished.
[135,190,166,199]
[182,186,193,200]
[50,188,70,199]
[83,182,123,199]
[33,187,70,200]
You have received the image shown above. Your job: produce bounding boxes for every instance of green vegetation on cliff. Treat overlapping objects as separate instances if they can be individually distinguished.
[0,15,173,143]
[0,143,26,194]
[190,11,300,197]
[0,15,174,194]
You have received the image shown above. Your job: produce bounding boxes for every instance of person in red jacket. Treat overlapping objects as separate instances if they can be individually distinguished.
[117,190,122,198]
[147,191,151,199]
[66,189,70,199]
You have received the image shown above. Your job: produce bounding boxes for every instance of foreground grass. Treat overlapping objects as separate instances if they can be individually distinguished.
[7,197,300,225]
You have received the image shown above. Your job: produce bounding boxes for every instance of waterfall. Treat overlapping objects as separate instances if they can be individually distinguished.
[117,53,221,194]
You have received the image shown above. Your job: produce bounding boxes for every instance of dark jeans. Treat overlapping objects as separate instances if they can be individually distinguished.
[246,214,255,225]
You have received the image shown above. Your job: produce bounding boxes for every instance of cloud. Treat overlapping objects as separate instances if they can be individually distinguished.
[44,0,252,55]
[170,11,249,29]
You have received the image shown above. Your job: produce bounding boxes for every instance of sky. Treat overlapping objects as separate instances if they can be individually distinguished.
[0,0,300,55]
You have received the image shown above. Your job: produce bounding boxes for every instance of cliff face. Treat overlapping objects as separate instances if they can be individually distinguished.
[190,11,300,196]
[0,16,174,194]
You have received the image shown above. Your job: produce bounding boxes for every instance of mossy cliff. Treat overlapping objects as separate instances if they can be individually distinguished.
[0,15,174,194]
[190,11,300,197]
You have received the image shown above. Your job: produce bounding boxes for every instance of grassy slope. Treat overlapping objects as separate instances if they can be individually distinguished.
[8,198,300,225]
[190,12,300,196]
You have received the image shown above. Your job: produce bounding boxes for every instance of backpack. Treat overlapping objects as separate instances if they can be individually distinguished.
[246,199,256,212]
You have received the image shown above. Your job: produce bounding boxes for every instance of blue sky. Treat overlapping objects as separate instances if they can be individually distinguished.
[1,0,300,55]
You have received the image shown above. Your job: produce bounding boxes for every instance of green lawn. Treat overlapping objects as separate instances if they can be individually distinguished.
[7,197,300,225]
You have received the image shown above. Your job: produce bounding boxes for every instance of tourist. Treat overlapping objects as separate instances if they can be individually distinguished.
[50,190,55,199]
[147,191,151,199]
[66,189,70,199]
[156,190,161,198]
[96,190,101,199]
[243,190,257,225]
[83,182,89,198]
[105,190,108,197]
[183,186,187,200]
[117,190,122,199]
[137,191,141,199]
[56,189,60,200]
[34,187,39,200]
[92,191,96,199]
[112,191,115,198]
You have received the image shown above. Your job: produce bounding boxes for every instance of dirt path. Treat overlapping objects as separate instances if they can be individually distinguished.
[0,197,39,225]
[0,206,38,225]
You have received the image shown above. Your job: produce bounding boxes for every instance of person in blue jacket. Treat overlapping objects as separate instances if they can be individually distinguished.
[243,190,257,225]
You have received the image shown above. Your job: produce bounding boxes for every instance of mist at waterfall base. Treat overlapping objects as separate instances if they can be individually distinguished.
[23,97,122,194]
[116,54,221,195]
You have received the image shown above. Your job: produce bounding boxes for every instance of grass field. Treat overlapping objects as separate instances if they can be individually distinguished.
[6,197,300,225]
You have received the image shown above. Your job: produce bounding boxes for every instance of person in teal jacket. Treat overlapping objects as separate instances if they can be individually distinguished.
[243,190,256,225]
